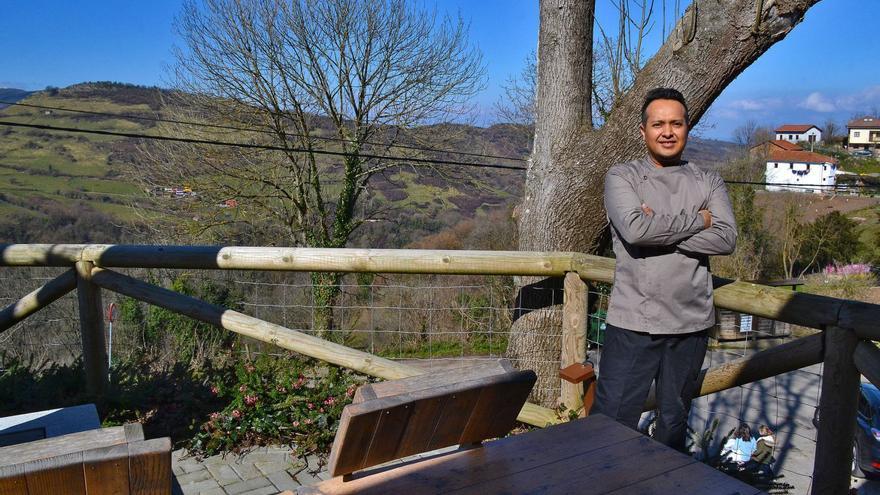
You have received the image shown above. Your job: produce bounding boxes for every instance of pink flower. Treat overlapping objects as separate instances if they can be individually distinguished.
[245,363,255,373]
[345,386,355,397]
[209,412,221,421]
[307,403,314,410]
[319,407,324,413]
[292,420,300,427]
[305,418,312,425]
[231,409,242,419]
[210,386,219,395]
[239,384,247,393]
[323,397,336,405]
[244,395,258,406]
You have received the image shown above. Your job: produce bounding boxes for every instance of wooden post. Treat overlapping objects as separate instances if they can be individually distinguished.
[76,261,107,398]
[812,326,861,495]
[560,272,587,412]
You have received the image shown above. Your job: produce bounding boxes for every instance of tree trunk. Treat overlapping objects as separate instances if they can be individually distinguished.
[510,0,822,406]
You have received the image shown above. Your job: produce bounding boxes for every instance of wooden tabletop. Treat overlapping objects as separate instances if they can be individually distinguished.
[299,414,763,495]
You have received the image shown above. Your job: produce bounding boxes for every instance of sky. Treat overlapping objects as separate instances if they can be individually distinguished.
[1,0,879,141]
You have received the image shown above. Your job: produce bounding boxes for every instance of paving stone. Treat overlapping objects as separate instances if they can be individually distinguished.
[224,476,273,495]
[291,468,323,486]
[172,464,185,476]
[229,459,263,480]
[267,470,300,491]
[176,468,213,485]
[238,487,279,495]
[246,451,291,465]
[200,489,226,495]
[205,462,242,486]
[178,458,208,474]
[255,460,290,476]
[179,478,221,494]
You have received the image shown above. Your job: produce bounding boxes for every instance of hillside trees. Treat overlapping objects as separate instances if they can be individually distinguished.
[140,0,483,338]
[509,0,822,405]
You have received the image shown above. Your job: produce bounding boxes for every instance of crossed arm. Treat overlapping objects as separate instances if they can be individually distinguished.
[604,169,737,255]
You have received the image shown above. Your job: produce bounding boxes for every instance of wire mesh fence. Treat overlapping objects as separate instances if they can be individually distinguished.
[0,266,831,492]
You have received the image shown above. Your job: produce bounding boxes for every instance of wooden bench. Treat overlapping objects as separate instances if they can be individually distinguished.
[298,360,763,495]
[0,423,171,494]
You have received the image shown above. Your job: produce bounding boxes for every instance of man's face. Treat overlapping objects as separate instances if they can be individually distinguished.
[640,99,689,166]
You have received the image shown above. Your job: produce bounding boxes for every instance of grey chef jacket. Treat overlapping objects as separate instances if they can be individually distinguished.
[604,158,737,334]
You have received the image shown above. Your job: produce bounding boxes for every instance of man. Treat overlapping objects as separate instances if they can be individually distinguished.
[594,87,737,452]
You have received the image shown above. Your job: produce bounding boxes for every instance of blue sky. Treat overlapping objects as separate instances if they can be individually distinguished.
[1,0,878,141]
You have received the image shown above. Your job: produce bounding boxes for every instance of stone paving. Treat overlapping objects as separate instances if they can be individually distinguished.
[171,446,329,495]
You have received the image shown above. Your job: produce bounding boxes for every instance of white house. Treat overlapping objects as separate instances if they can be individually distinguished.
[774,124,823,144]
[847,116,880,151]
[762,141,837,193]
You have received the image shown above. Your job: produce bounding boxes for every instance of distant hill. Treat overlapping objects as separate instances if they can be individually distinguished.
[0,88,34,109]
[0,82,738,245]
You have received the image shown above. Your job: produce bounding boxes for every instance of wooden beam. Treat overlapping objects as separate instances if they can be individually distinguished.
[560,272,587,412]
[87,267,560,427]
[812,326,861,495]
[0,268,76,333]
[76,261,107,398]
[3,244,879,336]
[642,333,824,411]
[854,340,880,390]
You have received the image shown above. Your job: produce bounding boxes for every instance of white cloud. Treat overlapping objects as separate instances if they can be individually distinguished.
[726,97,783,112]
[798,92,836,112]
[834,85,880,113]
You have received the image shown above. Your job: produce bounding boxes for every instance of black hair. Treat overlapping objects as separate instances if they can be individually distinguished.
[641,87,690,125]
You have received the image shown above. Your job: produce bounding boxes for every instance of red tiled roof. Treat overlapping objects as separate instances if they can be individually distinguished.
[769,140,802,151]
[774,124,820,133]
[768,148,837,165]
[847,116,880,129]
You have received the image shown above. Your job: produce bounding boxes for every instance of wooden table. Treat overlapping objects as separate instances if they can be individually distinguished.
[300,414,763,495]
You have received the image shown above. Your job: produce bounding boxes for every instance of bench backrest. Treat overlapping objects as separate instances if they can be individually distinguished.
[327,359,536,477]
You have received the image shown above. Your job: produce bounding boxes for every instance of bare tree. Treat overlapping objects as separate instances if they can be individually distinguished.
[734,119,760,147]
[509,0,822,405]
[139,0,484,339]
[495,51,537,134]
[823,120,839,144]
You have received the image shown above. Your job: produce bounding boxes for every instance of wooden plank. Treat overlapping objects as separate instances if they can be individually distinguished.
[603,460,762,495]
[327,409,383,476]
[124,423,145,442]
[0,426,126,469]
[854,340,880,390]
[0,268,76,333]
[353,360,513,403]
[76,260,108,397]
[0,475,27,495]
[308,415,640,495]
[360,404,414,471]
[128,438,171,495]
[391,397,447,458]
[561,272,587,412]
[24,451,86,495]
[459,375,535,444]
[425,387,482,451]
[450,435,695,495]
[812,326,861,495]
[83,443,130,495]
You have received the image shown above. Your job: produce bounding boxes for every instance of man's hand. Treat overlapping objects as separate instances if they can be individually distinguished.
[641,203,654,216]
[699,209,713,229]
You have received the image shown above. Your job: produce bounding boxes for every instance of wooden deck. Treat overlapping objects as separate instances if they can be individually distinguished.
[300,414,763,495]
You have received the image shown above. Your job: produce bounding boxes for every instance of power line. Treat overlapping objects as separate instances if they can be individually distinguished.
[0,120,529,172]
[2,118,877,191]
[0,99,529,163]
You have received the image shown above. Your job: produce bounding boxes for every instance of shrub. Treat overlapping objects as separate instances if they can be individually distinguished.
[189,355,367,457]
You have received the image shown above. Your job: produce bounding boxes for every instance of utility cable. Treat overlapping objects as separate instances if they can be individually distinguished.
[0,99,529,162]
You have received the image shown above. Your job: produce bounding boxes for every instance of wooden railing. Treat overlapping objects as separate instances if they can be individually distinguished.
[1,244,879,494]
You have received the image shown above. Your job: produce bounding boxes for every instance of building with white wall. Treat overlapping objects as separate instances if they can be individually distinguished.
[761,141,837,193]
[847,116,880,151]
[774,124,823,145]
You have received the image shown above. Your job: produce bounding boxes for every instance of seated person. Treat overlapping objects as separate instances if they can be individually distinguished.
[720,423,756,464]
[745,425,776,475]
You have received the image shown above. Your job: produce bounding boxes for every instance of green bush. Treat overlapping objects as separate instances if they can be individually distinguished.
[189,355,367,457]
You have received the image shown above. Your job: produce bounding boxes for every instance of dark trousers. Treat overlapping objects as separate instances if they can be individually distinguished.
[593,324,708,452]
